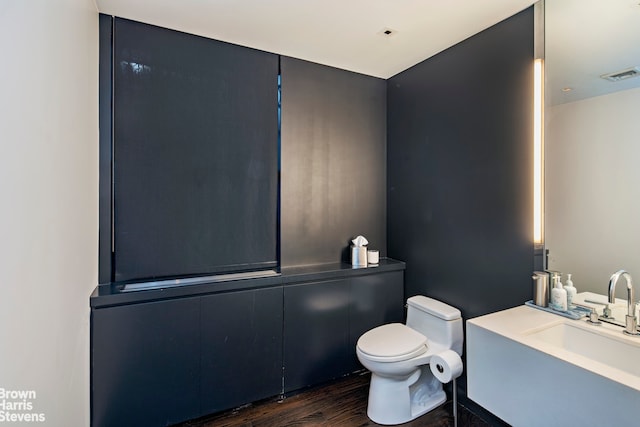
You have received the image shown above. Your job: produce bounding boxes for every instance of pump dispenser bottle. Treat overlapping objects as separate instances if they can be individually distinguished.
[550,274,568,311]
[564,273,577,308]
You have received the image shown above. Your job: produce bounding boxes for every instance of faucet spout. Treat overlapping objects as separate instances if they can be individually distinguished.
[608,269,639,336]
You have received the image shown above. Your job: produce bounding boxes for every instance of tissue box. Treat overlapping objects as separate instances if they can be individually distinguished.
[351,245,367,266]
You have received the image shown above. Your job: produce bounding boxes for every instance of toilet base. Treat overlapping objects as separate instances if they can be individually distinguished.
[366,366,446,425]
[407,390,446,423]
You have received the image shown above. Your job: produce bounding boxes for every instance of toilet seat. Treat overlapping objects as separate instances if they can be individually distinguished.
[357,323,428,362]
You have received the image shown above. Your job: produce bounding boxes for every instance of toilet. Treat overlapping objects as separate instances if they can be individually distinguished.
[356,295,463,425]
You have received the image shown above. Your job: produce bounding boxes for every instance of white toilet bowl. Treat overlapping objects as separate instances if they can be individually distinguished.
[356,296,463,425]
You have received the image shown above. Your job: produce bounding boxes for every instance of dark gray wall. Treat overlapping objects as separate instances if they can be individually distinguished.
[99,16,279,284]
[281,57,387,267]
[112,18,279,282]
[387,7,535,320]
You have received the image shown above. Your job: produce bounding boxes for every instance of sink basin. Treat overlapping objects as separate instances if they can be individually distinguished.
[467,301,640,426]
[526,322,640,376]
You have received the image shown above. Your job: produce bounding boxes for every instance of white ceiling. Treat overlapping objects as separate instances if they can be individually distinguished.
[95,0,536,79]
[546,0,640,105]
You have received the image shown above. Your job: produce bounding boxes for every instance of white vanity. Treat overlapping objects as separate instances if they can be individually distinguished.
[467,293,640,426]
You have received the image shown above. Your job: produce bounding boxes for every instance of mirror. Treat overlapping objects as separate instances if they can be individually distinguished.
[544,0,640,294]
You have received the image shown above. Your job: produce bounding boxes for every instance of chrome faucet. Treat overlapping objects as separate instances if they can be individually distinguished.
[608,270,640,336]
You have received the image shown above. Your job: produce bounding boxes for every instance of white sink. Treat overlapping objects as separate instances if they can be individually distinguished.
[525,321,640,376]
[467,298,640,427]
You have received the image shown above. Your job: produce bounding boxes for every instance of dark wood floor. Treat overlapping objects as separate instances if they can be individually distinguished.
[175,372,489,427]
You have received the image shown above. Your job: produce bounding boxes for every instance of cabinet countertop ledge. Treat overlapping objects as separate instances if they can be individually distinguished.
[90,258,406,309]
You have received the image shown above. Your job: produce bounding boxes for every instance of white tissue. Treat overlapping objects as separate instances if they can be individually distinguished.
[430,350,463,383]
[351,235,369,247]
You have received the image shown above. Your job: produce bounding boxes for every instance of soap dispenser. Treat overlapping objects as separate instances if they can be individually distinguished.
[550,274,568,311]
[564,273,577,308]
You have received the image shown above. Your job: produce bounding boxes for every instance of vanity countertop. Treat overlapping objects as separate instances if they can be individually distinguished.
[467,293,640,427]
[468,293,640,392]
[90,258,405,308]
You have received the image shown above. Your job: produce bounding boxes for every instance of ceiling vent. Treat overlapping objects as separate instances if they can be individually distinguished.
[600,66,640,82]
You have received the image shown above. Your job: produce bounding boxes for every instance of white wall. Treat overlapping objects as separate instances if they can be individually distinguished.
[546,87,640,293]
[0,1,98,426]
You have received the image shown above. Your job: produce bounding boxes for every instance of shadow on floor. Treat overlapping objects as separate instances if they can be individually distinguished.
[174,372,490,427]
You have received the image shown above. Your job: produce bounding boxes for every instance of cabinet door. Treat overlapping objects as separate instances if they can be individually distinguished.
[91,297,200,427]
[283,279,350,392]
[200,287,283,414]
[348,271,405,371]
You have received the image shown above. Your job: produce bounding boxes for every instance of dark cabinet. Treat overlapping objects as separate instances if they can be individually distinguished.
[283,271,404,392]
[200,287,283,414]
[91,288,283,427]
[284,279,351,391]
[91,297,201,427]
[91,263,405,426]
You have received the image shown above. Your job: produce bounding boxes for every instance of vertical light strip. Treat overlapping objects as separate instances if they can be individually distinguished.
[533,58,544,244]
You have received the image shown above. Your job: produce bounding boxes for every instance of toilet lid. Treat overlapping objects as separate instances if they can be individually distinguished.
[357,323,427,362]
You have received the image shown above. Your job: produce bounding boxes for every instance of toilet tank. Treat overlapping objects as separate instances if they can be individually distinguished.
[406,296,463,355]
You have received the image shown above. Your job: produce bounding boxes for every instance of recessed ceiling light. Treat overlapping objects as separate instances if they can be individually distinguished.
[561,87,572,92]
[377,27,397,37]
